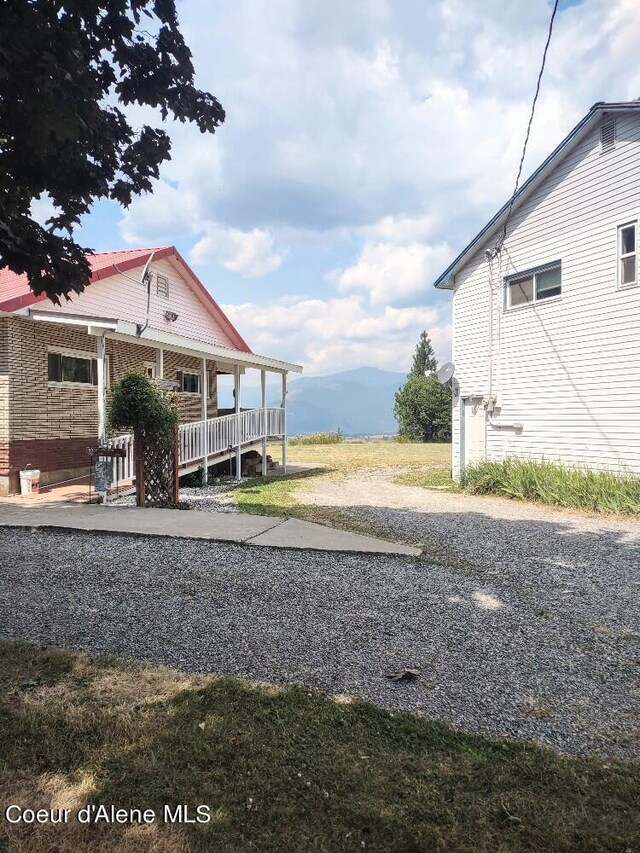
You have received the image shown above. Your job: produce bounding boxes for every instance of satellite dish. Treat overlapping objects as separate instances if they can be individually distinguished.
[435,362,455,384]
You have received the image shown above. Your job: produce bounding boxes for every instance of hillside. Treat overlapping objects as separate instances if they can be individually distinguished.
[284,366,405,436]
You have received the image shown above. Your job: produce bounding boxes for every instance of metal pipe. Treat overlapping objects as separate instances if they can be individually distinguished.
[486,410,523,431]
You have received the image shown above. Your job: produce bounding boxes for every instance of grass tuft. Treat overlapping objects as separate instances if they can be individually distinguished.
[288,430,344,445]
[463,458,640,515]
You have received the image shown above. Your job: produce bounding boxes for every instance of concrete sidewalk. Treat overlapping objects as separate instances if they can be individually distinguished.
[0,502,420,556]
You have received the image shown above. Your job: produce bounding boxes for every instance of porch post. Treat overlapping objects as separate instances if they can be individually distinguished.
[234,364,241,481]
[201,357,208,485]
[96,334,107,446]
[156,347,164,379]
[281,371,287,473]
[96,334,108,505]
[261,369,267,476]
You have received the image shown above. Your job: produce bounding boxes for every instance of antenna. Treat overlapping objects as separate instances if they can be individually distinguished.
[435,362,455,384]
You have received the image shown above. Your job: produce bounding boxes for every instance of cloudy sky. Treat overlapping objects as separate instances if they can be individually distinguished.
[75,0,640,376]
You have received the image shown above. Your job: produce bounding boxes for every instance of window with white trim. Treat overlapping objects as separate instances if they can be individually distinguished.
[47,349,109,386]
[505,262,562,309]
[143,361,156,380]
[178,370,200,394]
[618,222,637,287]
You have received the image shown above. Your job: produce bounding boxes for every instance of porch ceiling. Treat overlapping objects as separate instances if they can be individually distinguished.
[26,309,302,374]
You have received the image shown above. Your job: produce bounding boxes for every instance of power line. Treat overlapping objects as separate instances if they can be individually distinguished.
[495,0,560,252]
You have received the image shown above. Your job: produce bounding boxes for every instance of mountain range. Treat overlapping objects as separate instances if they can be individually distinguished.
[279,366,406,436]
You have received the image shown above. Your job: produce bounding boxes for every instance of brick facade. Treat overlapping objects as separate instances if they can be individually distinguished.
[0,316,220,495]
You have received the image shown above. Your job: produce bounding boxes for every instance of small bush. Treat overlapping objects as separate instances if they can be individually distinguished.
[462,458,640,515]
[109,371,179,447]
[289,430,343,446]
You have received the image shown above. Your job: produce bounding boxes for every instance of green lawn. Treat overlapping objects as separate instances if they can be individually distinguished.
[232,440,454,539]
[280,439,451,474]
[1,641,638,852]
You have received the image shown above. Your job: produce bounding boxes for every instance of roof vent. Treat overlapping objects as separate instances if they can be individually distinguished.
[600,118,616,153]
[156,274,170,299]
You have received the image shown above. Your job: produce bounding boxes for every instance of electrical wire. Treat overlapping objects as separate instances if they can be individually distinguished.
[495,0,560,253]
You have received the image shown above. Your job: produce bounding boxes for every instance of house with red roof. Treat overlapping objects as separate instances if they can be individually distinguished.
[0,246,301,495]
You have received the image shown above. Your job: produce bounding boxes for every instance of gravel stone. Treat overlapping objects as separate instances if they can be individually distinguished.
[0,519,638,759]
[112,480,241,512]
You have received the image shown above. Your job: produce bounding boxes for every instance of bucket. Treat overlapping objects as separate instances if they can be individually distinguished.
[19,466,41,496]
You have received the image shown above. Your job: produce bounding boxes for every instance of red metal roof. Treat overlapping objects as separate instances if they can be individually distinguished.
[0,246,251,353]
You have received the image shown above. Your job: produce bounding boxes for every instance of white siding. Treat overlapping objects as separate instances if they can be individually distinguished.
[37,258,239,350]
[451,112,640,477]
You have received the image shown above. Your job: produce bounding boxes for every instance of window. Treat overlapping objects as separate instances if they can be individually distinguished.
[618,222,637,287]
[600,118,616,154]
[156,274,170,299]
[178,370,200,394]
[505,262,562,309]
[48,350,104,385]
[144,362,157,380]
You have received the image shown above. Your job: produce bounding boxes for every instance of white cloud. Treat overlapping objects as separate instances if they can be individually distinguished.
[222,295,451,375]
[191,223,285,276]
[108,0,640,373]
[360,213,440,243]
[119,180,199,245]
[333,240,452,305]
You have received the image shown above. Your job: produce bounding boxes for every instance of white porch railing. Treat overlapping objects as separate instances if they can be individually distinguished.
[109,433,135,484]
[108,407,285,483]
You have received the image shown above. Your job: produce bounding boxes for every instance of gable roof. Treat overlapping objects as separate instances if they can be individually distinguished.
[433,100,640,290]
[0,245,251,352]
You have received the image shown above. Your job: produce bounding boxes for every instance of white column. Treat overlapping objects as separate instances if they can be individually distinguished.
[234,364,241,481]
[281,372,287,473]
[156,347,164,379]
[96,335,107,446]
[261,369,267,476]
[201,357,208,485]
[96,334,108,505]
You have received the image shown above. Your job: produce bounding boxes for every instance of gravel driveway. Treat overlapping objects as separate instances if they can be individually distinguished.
[0,508,638,759]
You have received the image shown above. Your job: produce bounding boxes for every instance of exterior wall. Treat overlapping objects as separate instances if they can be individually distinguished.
[451,111,640,478]
[0,316,219,494]
[162,350,218,423]
[35,257,239,349]
[0,318,10,490]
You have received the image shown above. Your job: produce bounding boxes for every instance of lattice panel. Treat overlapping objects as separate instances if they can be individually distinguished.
[138,432,178,508]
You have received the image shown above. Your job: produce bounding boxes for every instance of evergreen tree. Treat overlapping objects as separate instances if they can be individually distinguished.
[410,330,437,376]
[394,331,452,442]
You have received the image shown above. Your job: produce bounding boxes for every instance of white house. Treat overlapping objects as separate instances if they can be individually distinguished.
[434,100,640,480]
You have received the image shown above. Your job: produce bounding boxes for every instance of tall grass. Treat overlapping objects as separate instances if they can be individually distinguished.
[462,458,640,515]
[289,430,343,445]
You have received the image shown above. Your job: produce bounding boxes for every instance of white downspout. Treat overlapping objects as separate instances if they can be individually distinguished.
[486,409,523,431]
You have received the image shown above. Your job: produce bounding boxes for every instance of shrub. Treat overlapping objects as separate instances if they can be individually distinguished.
[393,434,413,444]
[109,371,179,448]
[289,431,343,446]
[462,458,640,515]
